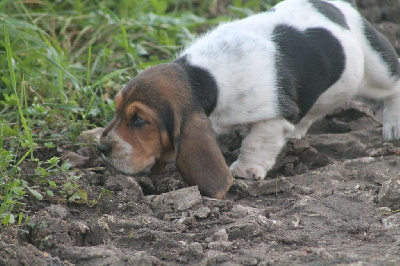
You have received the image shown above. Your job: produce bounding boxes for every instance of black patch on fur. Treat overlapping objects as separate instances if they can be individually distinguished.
[309,0,349,29]
[363,19,400,78]
[157,100,175,143]
[274,59,300,123]
[175,56,219,116]
[272,25,346,121]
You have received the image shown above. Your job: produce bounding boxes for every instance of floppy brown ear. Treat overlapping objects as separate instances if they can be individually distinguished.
[175,112,234,199]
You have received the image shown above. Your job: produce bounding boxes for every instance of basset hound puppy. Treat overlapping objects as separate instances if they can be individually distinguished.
[98,0,400,199]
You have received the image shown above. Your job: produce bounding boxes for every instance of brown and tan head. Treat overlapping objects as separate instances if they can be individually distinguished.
[98,63,233,199]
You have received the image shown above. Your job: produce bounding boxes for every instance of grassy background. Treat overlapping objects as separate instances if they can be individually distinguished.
[0,0,280,225]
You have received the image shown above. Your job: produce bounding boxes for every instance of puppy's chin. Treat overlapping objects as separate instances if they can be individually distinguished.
[100,154,153,175]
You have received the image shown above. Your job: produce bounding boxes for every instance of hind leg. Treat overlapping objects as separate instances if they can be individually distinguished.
[359,77,400,142]
[383,86,400,141]
[287,84,359,140]
[286,116,315,139]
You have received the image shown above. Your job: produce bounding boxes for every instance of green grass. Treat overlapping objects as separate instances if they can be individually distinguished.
[0,0,280,226]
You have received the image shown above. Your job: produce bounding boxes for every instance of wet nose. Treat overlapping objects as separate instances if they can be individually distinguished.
[97,143,111,156]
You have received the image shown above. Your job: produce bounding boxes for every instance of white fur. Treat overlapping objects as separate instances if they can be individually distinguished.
[101,128,155,174]
[101,128,134,174]
[180,0,400,180]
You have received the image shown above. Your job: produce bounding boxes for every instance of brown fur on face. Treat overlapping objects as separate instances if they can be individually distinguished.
[100,97,174,175]
[99,63,234,199]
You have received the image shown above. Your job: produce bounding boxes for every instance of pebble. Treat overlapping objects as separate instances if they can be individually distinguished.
[147,186,203,211]
[382,213,400,229]
[378,176,400,210]
[193,206,211,220]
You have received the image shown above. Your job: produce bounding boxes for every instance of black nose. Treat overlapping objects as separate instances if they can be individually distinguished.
[97,144,111,156]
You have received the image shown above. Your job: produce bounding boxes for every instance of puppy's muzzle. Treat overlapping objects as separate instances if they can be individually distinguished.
[97,143,111,156]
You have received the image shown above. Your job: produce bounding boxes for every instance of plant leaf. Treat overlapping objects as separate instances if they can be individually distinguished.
[27,187,43,200]
[68,189,88,204]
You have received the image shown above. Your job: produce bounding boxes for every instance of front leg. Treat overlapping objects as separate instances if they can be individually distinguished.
[230,119,294,180]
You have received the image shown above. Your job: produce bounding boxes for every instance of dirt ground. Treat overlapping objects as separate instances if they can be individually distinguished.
[2,1,400,265]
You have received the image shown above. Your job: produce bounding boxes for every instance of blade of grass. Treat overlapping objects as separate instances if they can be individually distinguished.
[120,22,129,52]
[13,149,31,174]
[17,0,63,54]
[72,45,93,144]
[0,124,3,149]
[91,67,132,88]
[0,0,11,9]
[4,21,34,159]
[39,51,81,90]
[42,103,85,112]
[72,66,133,144]
[86,45,92,87]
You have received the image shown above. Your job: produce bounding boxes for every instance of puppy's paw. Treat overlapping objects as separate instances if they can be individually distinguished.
[383,122,400,142]
[230,161,270,180]
[286,130,302,139]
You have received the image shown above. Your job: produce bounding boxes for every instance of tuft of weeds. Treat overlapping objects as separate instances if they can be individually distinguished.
[0,0,280,226]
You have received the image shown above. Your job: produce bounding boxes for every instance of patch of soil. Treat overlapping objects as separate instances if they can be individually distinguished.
[3,105,400,266]
[2,1,400,265]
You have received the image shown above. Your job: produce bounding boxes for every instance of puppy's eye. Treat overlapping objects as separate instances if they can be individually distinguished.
[131,115,146,128]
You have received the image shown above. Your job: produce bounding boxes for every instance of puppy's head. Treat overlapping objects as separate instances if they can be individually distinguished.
[98,64,178,175]
[98,63,233,199]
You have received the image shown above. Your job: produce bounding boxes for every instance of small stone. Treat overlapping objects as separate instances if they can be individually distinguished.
[47,204,69,219]
[293,139,310,152]
[193,206,211,220]
[135,176,155,195]
[80,127,104,142]
[61,150,89,169]
[258,179,293,196]
[73,221,90,234]
[184,242,204,260]
[177,212,192,225]
[202,250,230,265]
[232,180,259,197]
[298,147,331,168]
[230,204,263,219]
[153,176,185,194]
[130,251,164,265]
[148,186,203,211]
[378,176,400,210]
[226,222,261,240]
[343,157,375,169]
[294,162,309,175]
[105,175,143,193]
[378,207,392,212]
[236,255,259,266]
[284,163,295,176]
[341,146,368,159]
[85,225,105,246]
[273,155,299,172]
[291,216,301,228]
[212,229,229,241]
[294,185,314,195]
[208,241,234,252]
[382,213,400,229]
[231,178,293,197]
